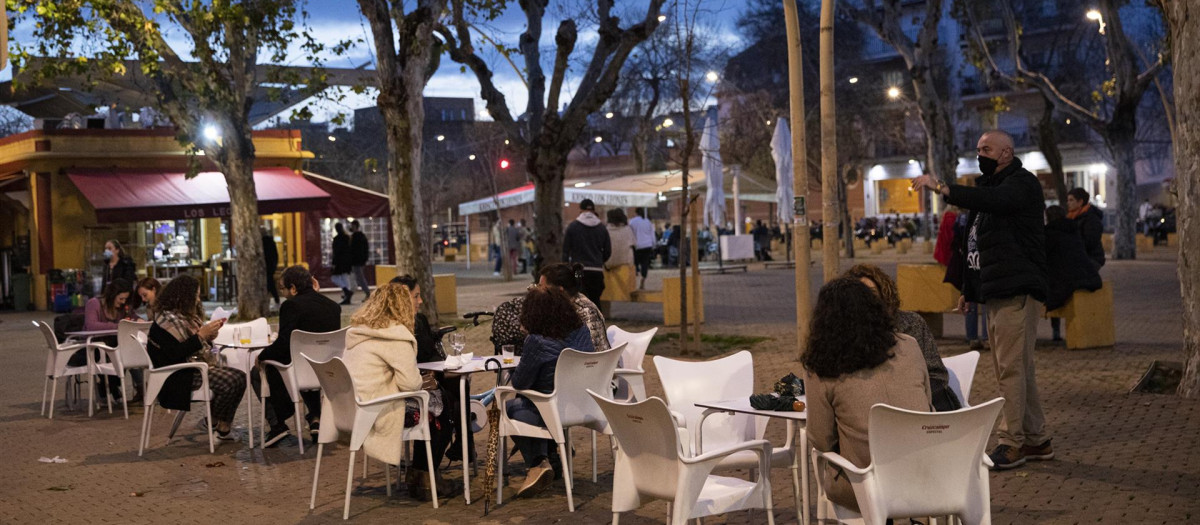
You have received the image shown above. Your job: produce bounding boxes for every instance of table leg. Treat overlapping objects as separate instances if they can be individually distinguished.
[799,427,809,524]
[460,375,471,504]
[86,337,95,417]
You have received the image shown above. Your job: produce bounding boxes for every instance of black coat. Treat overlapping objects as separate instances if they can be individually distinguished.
[259,288,341,364]
[1073,205,1105,268]
[147,322,205,412]
[262,234,279,270]
[103,256,138,293]
[946,158,1048,303]
[1044,218,1103,311]
[331,233,352,274]
[350,231,370,266]
[562,214,611,270]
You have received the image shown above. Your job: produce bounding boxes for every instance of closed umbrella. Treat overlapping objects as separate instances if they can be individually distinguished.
[772,118,794,224]
[701,115,725,227]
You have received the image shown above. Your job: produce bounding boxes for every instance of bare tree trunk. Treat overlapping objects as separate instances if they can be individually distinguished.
[840,166,855,258]
[1033,96,1069,203]
[1106,112,1139,260]
[224,138,270,320]
[820,0,839,282]
[1166,1,1200,398]
[531,147,568,265]
[784,0,811,361]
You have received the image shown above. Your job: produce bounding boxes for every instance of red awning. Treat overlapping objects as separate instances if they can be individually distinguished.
[67,168,331,223]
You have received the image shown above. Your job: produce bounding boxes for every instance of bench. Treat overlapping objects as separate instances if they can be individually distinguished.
[600,269,703,326]
[374,266,457,317]
[896,263,958,337]
[1044,282,1115,349]
[699,264,749,274]
[764,261,796,269]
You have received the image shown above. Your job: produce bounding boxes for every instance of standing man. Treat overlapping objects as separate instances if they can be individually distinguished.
[1138,198,1152,235]
[262,227,280,305]
[912,129,1052,470]
[1065,188,1105,268]
[628,208,656,289]
[506,219,524,274]
[331,222,353,305]
[349,220,371,302]
[255,265,341,446]
[562,199,611,304]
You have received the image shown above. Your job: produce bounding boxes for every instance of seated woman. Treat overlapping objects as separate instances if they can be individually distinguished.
[388,274,456,500]
[136,277,162,319]
[69,278,137,400]
[804,278,932,513]
[1044,205,1103,341]
[146,275,245,440]
[843,264,961,412]
[341,283,431,497]
[507,286,596,497]
[492,262,610,354]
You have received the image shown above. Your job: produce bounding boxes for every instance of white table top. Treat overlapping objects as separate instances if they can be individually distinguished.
[217,339,273,349]
[65,329,119,337]
[695,396,808,421]
[418,355,520,374]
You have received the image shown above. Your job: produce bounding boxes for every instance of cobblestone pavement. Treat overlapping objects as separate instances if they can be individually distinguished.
[2,250,1197,524]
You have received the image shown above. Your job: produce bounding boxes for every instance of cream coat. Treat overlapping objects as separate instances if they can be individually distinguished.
[343,323,422,466]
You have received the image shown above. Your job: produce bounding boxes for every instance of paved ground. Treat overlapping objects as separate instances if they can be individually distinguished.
[2,246,1197,524]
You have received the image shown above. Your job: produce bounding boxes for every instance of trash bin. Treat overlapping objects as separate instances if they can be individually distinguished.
[11,273,31,311]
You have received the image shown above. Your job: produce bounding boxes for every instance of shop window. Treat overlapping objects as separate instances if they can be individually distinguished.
[319,217,389,267]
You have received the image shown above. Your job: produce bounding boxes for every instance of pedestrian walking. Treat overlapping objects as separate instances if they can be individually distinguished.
[349,220,371,302]
[628,208,656,289]
[331,222,353,305]
[912,129,1052,470]
[562,199,611,305]
[605,208,636,296]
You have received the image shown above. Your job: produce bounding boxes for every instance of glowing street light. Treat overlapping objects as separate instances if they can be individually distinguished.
[705,71,719,83]
[662,118,674,128]
[327,135,336,142]
[202,125,221,142]
[1086,9,1106,34]
[605,112,614,119]
[468,154,476,160]
[657,14,667,22]
[594,136,603,143]
[886,86,901,99]
[849,77,859,84]
[436,135,445,141]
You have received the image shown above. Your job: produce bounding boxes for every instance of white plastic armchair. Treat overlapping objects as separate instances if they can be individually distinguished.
[259,327,348,453]
[492,344,625,512]
[812,398,1005,525]
[90,319,152,419]
[590,392,775,525]
[215,317,270,446]
[35,321,90,419]
[607,325,657,402]
[943,351,981,408]
[134,335,215,456]
[653,351,802,521]
[304,355,438,520]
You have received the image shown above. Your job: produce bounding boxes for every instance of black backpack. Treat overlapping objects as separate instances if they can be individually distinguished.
[52,313,85,343]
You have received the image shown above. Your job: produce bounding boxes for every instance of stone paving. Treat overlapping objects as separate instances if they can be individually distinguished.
[1,248,1197,524]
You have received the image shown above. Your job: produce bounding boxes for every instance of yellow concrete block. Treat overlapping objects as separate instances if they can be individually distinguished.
[813,239,823,251]
[854,238,868,250]
[897,263,957,313]
[662,275,703,326]
[900,238,913,250]
[896,243,909,255]
[375,264,397,285]
[922,241,934,254]
[871,243,884,255]
[1168,233,1178,247]
[1137,235,1154,253]
[601,265,636,302]
[443,254,456,262]
[1101,233,1114,253]
[434,273,457,317]
[444,247,459,256]
[1047,282,1114,349]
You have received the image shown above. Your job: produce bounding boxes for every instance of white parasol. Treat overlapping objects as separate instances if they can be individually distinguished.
[771,118,794,224]
[701,115,725,227]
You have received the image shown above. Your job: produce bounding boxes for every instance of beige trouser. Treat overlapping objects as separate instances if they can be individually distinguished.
[986,294,1048,448]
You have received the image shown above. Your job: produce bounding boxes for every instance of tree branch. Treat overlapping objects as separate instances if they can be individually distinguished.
[546,20,577,116]
[437,1,522,142]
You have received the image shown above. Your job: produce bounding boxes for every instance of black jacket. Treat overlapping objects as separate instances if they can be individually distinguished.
[1044,218,1103,311]
[262,234,279,270]
[512,326,594,394]
[259,288,341,364]
[562,212,611,271]
[1073,205,1105,268]
[331,233,352,274]
[946,158,1048,303]
[350,231,370,266]
[147,323,205,412]
[103,256,138,293]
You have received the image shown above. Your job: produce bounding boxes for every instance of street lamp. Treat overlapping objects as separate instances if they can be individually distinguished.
[705,71,719,83]
[605,112,614,119]
[327,135,336,142]
[662,118,674,128]
[657,14,667,22]
[594,136,603,143]
[886,86,901,99]
[436,135,445,141]
[202,124,221,142]
[468,154,476,161]
[849,77,859,84]
[1086,9,1106,34]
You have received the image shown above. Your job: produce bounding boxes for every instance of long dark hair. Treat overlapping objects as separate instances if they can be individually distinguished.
[102,278,132,320]
[803,277,898,379]
[537,262,584,296]
[520,287,582,340]
[155,274,204,322]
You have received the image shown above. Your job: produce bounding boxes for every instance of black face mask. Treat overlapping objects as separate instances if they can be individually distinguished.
[978,155,999,177]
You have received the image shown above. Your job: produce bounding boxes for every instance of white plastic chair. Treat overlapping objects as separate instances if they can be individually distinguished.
[589,392,775,525]
[89,319,153,419]
[812,398,1005,525]
[653,351,803,522]
[943,351,981,408]
[35,321,91,419]
[304,355,437,519]
[259,327,348,453]
[607,325,657,402]
[493,344,625,512]
[134,335,216,456]
[215,317,270,446]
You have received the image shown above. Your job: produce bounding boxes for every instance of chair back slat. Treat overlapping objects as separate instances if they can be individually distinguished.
[867,398,1004,517]
[591,394,681,501]
[289,328,348,391]
[653,350,758,452]
[304,355,359,437]
[114,320,153,369]
[553,345,624,431]
[607,325,657,372]
[943,351,981,407]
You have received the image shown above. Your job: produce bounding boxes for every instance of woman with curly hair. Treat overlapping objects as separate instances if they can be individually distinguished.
[803,277,931,513]
[507,286,595,497]
[146,275,244,441]
[842,264,960,412]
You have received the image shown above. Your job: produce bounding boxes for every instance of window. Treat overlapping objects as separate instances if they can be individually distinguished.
[320,217,390,267]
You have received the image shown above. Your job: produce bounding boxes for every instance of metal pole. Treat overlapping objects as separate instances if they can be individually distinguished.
[732,165,742,235]
[784,0,812,361]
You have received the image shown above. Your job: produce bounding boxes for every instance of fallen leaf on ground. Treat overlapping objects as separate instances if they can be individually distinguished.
[129,492,145,497]
[45,485,72,491]
[205,461,225,468]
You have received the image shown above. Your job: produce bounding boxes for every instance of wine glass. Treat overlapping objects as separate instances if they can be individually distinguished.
[448,332,465,357]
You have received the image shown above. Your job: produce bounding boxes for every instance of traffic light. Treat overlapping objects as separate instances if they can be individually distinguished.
[499,159,510,169]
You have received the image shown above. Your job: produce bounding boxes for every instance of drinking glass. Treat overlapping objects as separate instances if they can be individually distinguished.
[448,332,465,357]
[501,345,515,364]
[239,326,251,345]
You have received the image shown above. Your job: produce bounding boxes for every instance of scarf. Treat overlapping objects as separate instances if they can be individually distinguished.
[153,310,217,366]
[1066,203,1092,220]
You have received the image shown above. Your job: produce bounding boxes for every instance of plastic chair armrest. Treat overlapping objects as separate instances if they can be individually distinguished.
[152,362,210,374]
[982,454,994,468]
[682,439,772,465]
[613,368,644,376]
[817,450,871,476]
[495,385,554,402]
[669,409,687,428]
[259,359,291,370]
[358,390,429,408]
[57,342,89,352]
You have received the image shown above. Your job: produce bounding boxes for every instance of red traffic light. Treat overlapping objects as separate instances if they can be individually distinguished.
[499,159,510,169]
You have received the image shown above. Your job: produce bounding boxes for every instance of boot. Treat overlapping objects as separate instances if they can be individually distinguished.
[407,469,432,502]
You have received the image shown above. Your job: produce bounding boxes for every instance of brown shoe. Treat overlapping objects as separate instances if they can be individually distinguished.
[516,459,554,497]
[1021,439,1054,461]
[987,444,1026,470]
[406,469,432,502]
